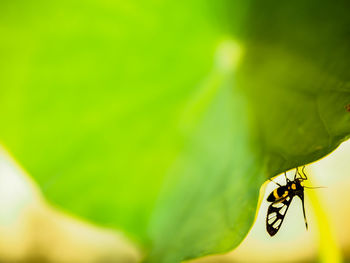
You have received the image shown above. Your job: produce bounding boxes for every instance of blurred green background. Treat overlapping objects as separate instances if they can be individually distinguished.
[0,0,228,235]
[1,0,350,262]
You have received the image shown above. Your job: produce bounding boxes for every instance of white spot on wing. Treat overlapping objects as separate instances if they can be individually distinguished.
[268,212,277,220]
[272,202,284,208]
[273,219,282,229]
[268,216,276,225]
[279,205,287,215]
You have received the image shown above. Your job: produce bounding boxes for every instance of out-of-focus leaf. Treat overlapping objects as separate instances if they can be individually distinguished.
[0,0,225,242]
[147,45,265,262]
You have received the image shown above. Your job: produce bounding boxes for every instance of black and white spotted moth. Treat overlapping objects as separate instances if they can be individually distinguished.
[266,166,309,236]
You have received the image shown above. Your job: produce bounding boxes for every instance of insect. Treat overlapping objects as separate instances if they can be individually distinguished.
[266,167,310,236]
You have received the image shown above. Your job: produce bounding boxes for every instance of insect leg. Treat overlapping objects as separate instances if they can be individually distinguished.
[302,200,308,229]
[299,192,308,230]
[269,178,281,187]
[301,166,308,180]
[283,172,290,183]
[294,167,298,180]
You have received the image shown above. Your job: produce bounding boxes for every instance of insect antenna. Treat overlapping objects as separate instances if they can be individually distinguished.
[303,186,327,189]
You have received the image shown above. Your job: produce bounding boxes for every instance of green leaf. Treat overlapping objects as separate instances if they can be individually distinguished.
[147,1,350,261]
[236,0,350,175]
[0,0,224,241]
[147,44,266,262]
[1,0,350,262]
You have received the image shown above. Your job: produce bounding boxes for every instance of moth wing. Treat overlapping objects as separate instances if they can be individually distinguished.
[266,196,293,236]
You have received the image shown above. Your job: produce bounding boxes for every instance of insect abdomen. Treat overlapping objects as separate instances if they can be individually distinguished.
[267,186,288,202]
